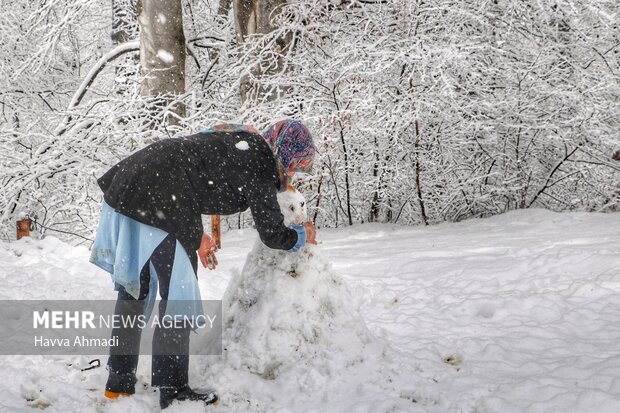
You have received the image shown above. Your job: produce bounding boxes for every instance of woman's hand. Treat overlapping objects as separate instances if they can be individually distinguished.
[303,221,318,245]
[198,233,218,270]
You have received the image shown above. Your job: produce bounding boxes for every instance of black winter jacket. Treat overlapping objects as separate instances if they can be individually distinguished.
[97,131,298,255]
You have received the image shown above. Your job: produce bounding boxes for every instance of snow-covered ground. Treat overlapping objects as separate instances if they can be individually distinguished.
[0,209,619,413]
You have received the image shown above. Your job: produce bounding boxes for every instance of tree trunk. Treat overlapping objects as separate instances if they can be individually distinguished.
[232,0,289,103]
[233,0,286,41]
[218,0,233,16]
[414,119,429,225]
[137,0,186,126]
[112,0,138,44]
[112,0,139,97]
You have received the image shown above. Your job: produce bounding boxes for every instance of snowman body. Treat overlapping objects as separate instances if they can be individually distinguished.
[221,190,370,379]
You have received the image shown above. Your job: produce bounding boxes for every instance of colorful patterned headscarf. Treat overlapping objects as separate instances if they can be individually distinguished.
[262,120,315,189]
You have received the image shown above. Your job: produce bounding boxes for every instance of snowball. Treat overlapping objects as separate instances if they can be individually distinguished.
[157,49,174,64]
[277,189,307,226]
[157,13,167,24]
[235,140,250,150]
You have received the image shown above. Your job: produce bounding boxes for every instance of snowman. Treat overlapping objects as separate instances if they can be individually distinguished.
[220,187,373,380]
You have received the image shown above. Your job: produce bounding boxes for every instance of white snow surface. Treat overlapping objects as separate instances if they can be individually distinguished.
[0,209,619,412]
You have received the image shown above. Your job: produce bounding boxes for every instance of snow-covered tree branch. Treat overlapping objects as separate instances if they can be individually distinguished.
[0,0,618,242]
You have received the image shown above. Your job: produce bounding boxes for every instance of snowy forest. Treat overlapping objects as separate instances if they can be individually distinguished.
[1,0,619,243]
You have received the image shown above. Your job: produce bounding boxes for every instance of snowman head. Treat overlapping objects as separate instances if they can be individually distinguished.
[277,186,307,226]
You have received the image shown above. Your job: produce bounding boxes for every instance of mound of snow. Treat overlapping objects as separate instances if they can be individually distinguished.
[218,189,380,380]
[221,242,374,380]
[202,190,416,410]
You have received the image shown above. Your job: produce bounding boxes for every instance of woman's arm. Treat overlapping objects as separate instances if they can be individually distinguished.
[245,182,300,250]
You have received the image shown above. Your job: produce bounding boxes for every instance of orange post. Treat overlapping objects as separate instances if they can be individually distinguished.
[211,215,221,249]
[16,218,31,240]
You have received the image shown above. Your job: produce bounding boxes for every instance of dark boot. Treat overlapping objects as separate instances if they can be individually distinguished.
[105,286,144,398]
[105,369,137,398]
[160,385,218,409]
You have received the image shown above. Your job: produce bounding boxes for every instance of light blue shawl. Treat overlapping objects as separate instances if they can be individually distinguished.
[89,202,204,320]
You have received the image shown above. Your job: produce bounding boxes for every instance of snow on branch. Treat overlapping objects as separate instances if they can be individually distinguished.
[67,41,140,111]
[54,41,140,136]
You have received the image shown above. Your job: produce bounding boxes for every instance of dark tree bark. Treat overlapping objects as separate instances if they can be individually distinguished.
[112,0,138,44]
[112,0,139,97]
[218,0,233,16]
[232,0,290,103]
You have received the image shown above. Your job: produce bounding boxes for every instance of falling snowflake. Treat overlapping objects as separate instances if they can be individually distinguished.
[157,50,174,64]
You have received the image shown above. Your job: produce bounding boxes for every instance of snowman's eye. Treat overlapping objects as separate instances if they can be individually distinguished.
[289,205,295,211]
[300,202,305,207]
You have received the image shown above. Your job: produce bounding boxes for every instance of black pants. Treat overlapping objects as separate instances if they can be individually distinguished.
[106,235,198,393]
